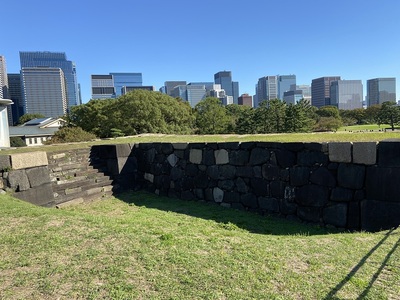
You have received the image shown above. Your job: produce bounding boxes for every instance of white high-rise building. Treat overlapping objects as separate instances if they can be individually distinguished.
[0,56,9,99]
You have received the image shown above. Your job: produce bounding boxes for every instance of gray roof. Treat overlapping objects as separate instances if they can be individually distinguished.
[9,126,58,137]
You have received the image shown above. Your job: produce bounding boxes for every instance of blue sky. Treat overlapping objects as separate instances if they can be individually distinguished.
[2,0,400,104]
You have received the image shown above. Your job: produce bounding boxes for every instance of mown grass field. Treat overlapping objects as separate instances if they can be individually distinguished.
[0,192,399,299]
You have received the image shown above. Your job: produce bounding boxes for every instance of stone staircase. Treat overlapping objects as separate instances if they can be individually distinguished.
[47,148,116,207]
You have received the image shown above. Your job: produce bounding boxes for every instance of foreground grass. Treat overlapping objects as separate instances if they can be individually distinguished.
[0,192,399,299]
[2,130,400,155]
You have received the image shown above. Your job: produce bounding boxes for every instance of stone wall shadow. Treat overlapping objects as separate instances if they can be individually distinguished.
[114,190,336,236]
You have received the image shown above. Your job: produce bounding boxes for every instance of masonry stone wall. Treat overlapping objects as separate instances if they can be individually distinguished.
[129,141,400,232]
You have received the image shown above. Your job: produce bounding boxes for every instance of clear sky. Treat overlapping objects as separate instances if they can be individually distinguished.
[2,0,400,104]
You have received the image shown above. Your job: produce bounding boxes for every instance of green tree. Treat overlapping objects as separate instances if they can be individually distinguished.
[18,113,45,125]
[365,104,382,124]
[194,97,230,134]
[316,106,341,119]
[269,99,286,133]
[314,117,342,132]
[254,100,273,133]
[44,127,97,144]
[284,100,315,133]
[225,104,256,133]
[378,101,400,131]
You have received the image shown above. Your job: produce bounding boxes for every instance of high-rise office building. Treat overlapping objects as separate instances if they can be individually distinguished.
[8,74,24,125]
[0,56,9,99]
[278,75,296,100]
[214,71,239,104]
[171,84,207,107]
[238,94,253,107]
[255,75,295,106]
[21,67,67,117]
[162,81,187,96]
[366,78,396,106]
[110,73,143,97]
[330,80,363,110]
[19,51,80,108]
[311,76,341,108]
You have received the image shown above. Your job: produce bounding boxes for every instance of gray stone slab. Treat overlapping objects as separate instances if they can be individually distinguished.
[323,203,348,228]
[15,182,54,206]
[7,170,30,191]
[10,152,48,170]
[329,142,352,163]
[353,142,377,165]
[26,166,51,188]
[0,155,11,170]
[213,187,224,202]
[167,154,179,167]
[214,149,229,165]
[172,143,188,150]
[189,149,202,164]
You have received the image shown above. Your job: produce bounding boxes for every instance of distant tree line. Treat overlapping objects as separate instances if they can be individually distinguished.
[58,90,400,139]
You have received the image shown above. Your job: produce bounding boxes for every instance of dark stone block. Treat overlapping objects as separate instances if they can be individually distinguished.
[194,173,209,189]
[218,180,235,191]
[366,166,400,202]
[207,165,219,180]
[280,169,289,181]
[145,148,156,163]
[15,182,54,206]
[262,164,280,180]
[328,163,339,170]
[219,165,236,179]
[250,178,269,196]
[297,207,321,223]
[171,167,184,181]
[361,200,400,231]
[323,203,347,228]
[154,154,165,164]
[275,149,296,168]
[26,166,51,188]
[231,203,245,210]
[249,148,270,165]
[161,143,174,155]
[120,157,138,174]
[310,167,336,187]
[290,166,310,186]
[256,142,282,149]
[304,142,327,152]
[337,164,365,189]
[296,185,329,207]
[258,197,280,212]
[7,170,30,191]
[378,142,400,167]
[253,166,262,178]
[284,143,304,152]
[204,188,213,201]
[181,177,194,190]
[354,190,365,201]
[241,193,258,209]
[240,142,256,150]
[297,151,328,166]
[225,192,241,203]
[185,164,199,177]
[270,181,286,198]
[229,150,249,166]
[331,187,353,202]
[0,155,11,170]
[194,189,204,199]
[205,143,219,150]
[181,190,195,200]
[217,142,240,150]
[348,202,360,230]
[203,149,215,166]
[187,143,205,149]
[175,150,185,159]
[235,177,249,193]
[236,166,254,178]
[149,163,163,176]
[280,199,297,215]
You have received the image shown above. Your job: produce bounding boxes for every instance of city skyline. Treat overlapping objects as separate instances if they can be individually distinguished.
[1,1,400,104]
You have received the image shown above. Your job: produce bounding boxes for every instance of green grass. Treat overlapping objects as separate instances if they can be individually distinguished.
[2,130,400,155]
[338,124,391,132]
[0,192,399,299]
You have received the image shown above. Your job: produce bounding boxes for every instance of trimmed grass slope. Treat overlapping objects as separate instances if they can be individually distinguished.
[0,192,399,299]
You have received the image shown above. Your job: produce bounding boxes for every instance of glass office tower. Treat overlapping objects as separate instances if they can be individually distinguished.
[214,71,239,104]
[110,73,142,97]
[19,51,80,108]
[311,76,341,108]
[367,78,396,106]
[330,80,363,110]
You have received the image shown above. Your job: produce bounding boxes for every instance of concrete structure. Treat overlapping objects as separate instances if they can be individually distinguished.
[367,78,396,106]
[311,76,341,108]
[214,71,239,104]
[91,74,115,99]
[21,67,67,117]
[0,56,12,125]
[20,51,80,107]
[238,94,253,106]
[0,98,13,147]
[330,80,363,110]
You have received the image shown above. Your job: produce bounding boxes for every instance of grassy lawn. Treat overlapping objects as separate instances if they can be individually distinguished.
[2,130,400,155]
[338,124,391,132]
[0,192,399,299]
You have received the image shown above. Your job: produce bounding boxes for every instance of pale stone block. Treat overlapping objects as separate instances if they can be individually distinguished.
[328,143,352,163]
[144,173,154,183]
[10,152,48,170]
[172,143,188,150]
[213,187,224,202]
[167,154,179,167]
[215,149,229,165]
[353,142,377,165]
[189,149,202,164]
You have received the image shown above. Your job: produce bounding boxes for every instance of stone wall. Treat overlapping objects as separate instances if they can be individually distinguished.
[130,141,400,232]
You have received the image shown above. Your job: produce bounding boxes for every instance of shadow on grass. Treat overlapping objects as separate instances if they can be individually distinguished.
[323,227,400,300]
[114,190,337,236]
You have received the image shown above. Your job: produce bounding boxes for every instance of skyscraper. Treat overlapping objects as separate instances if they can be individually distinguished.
[238,94,253,107]
[311,76,341,108]
[162,81,187,96]
[91,73,143,99]
[255,75,295,106]
[19,51,80,107]
[0,56,9,99]
[330,80,363,110]
[214,71,239,104]
[21,67,67,117]
[8,74,24,125]
[278,75,296,100]
[110,73,143,97]
[366,78,396,106]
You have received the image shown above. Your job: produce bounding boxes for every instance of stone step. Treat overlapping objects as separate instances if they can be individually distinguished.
[53,178,114,194]
[54,185,114,205]
[55,190,114,208]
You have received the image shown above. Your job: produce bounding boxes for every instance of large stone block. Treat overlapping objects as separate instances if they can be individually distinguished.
[323,203,347,228]
[275,150,296,168]
[337,163,365,189]
[26,166,51,188]
[0,155,11,170]
[229,150,249,166]
[203,149,215,166]
[167,154,179,167]
[377,142,400,167]
[280,199,297,215]
[114,144,133,157]
[249,148,270,165]
[213,187,224,202]
[235,177,249,193]
[172,143,188,150]
[214,149,229,165]
[258,197,279,212]
[219,165,236,179]
[290,166,311,186]
[250,178,269,196]
[296,185,329,207]
[262,164,280,180]
[10,152,48,170]
[161,143,174,155]
[15,182,54,206]
[353,142,377,165]
[7,170,30,191]
[297,206,321,223]
[241,193,258,209]
[309,167,336,187]
[366,166,400,202]
[347,202,360,230]
[189,149,202,164]
[361,200,400,231]
[297,151,328,166]
[236,166,254,178]
[330,187,353,202]
[270,181,285,198]
[218,180,235,191]
[329,143,352,163]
